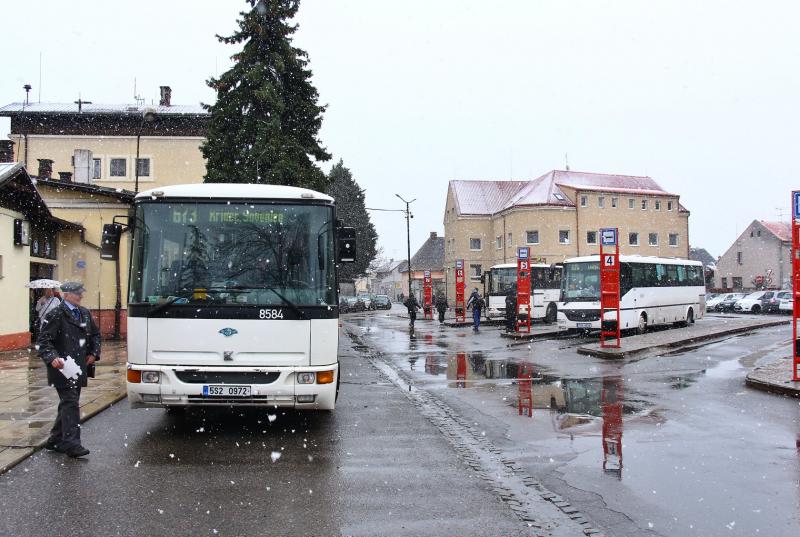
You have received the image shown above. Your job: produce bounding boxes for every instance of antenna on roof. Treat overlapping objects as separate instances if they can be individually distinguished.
[565,153,570,171]
[133,78,144,106]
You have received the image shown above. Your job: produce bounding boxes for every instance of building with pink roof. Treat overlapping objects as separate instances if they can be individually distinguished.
[715,220,791,291]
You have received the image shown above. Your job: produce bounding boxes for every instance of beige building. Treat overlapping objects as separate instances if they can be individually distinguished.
[714,220,791,291]
[0,163,81,350]
[443,170,690,300]
[0,87,209,340]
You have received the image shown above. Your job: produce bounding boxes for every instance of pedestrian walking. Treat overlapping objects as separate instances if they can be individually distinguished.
[37,281,101,458]
[505,284,518,332]
[435,292,449,323]
[404,294,420,328]
[35,288,61,329]
[466,288,484,331]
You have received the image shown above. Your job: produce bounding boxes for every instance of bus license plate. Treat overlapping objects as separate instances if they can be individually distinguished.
[576,322,592,328]
[203,385,251,397]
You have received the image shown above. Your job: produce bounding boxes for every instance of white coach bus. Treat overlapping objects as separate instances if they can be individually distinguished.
[557,255,706,333]
[485,263,562,322]
[101,184,356,411]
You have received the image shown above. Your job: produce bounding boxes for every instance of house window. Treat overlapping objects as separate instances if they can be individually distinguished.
[507,232,512,246]
[732,277,743,289]
[586,231,597,244]
[470,264,482,280]
[629,232,639,246]
[655,200,661,210]
[580,195,588,207]
[736,251,742,264]
[110,158,127,177]
[496,236,502,249]
[469,238,482,251]
[628,198,635,209]
[598,196,605,208]
[666,233,677,247]
[611,197,618,208]
[559,230,570,244]
[136,158,151,177]
[641,199,648,210]
[721,277,728,288]
[92,158,101,180]
[667,201,674,211]
[526,230,539,244]
[757,230,761,237]
[649,233,658,246]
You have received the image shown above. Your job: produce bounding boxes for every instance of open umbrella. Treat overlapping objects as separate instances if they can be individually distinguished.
[25,279,62,289]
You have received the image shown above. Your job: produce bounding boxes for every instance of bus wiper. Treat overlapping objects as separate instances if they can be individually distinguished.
[146,287,231,317]
[227,285,308,320]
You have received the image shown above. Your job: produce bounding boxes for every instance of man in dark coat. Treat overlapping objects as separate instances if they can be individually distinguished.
[466,288,484,331]
[37,281,101,458]
[505,284,518,332]
[435,293,449,323]
[403,294,420,327]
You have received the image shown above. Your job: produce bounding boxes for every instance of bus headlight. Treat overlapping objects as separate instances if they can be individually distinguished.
[297,372,316,384]
[141,371,160,383]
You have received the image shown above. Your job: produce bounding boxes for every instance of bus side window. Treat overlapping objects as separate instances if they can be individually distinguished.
[620,263,632,296]
[655,264,667,286]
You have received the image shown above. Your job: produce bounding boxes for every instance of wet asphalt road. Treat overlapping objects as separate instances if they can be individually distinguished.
[348,309,800,537]
[0,334,541,537]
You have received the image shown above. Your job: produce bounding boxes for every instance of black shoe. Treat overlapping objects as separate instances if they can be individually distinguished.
[65,446,90,458]
[43,440,65,453]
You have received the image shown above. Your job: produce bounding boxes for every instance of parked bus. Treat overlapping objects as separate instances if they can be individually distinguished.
[100,184,356,411]
[558,255,705,333]
[485,263,562,322]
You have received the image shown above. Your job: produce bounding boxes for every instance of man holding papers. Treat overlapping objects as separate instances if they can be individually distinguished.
[37,281,101,458]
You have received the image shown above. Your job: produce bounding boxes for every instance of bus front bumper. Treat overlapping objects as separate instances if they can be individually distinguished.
[126,363,338,411]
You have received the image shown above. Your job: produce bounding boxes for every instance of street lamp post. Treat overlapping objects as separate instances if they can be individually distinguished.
[395,194,416,300]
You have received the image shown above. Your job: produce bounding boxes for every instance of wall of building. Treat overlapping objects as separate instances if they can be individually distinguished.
[0,208,32,349]
[715,221,790,290]
[12,134,206,189]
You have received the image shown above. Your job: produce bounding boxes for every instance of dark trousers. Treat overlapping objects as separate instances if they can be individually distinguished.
[409,310,417,326]
[506,315,516,332]
[49,386,82,449]
[472,308,481,330]
[438,309,446,322]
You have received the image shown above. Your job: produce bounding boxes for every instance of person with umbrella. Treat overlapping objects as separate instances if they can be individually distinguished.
[35,288,61,328]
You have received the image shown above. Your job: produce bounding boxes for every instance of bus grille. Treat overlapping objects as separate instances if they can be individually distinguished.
[562,309,600,322]
[175,371,280,384]
[186,395,294,406]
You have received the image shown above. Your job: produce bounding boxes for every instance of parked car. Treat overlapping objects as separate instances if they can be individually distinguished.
[734,291,776,314]
[345,296,366,312]
[715,293,746,312]
[778,291,794,314]
[373,295,392,310]
[765,291,792,313]
[339,297,350,312]
[706,293,731,311]
[358,294,374,310]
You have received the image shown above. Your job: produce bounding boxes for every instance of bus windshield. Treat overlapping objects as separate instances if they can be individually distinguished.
[489,267,516,295]
[129,201,336,307]
[561,261,599,302]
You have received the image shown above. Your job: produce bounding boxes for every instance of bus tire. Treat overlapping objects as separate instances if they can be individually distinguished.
[545,303,557,323]
[636,313,647,335]
[687,308,694,324]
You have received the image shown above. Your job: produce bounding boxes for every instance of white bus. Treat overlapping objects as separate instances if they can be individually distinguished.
[485,263,562,322]
[557,255,705,333]
[101,184,356,411]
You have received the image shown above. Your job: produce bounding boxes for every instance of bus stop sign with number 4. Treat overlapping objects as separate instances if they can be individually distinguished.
[604,254,616,267]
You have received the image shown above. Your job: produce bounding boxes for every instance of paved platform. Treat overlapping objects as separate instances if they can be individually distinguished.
[499,324,562,340]
[0,342,127,474]
[577,316,790,358]
[746,357,800,397]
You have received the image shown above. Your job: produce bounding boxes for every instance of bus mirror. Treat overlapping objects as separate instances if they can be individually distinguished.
[100,223,123,261]
[337,227,356,263]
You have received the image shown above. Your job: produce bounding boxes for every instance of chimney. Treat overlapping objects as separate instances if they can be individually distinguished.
[37,158,54,179]
[159,86,172,107]
[429,231,438,240]
[58,171,73,182]
[0,140,14,163]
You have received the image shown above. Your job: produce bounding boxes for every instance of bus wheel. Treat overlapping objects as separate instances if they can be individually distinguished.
[545,303,557,323]
[637,313,647,335]
[687,308,694,324]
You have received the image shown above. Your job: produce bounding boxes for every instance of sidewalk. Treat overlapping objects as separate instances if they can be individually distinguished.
[0,341,127,473]
[746,357,800,397]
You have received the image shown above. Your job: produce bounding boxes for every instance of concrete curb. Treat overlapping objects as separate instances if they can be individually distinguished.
[0,391,127,475]
[745,358,800,398]
[577,318,790,359]
[500,328,562,340]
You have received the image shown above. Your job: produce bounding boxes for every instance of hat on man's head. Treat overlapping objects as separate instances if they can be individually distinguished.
[61,281,86,295]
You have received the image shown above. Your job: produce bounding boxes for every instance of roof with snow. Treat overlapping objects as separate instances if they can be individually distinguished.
[450,170,685,216]
[399,233,445,273]
[0,102,207,116]
[689,247,716,266]
[759,221,792,242]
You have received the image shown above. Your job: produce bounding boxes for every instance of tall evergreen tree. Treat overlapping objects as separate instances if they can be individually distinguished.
[202,0,330,189]
[326,160,378,282]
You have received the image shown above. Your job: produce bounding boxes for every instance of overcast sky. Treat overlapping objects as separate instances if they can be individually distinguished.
[2,0,799,261]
